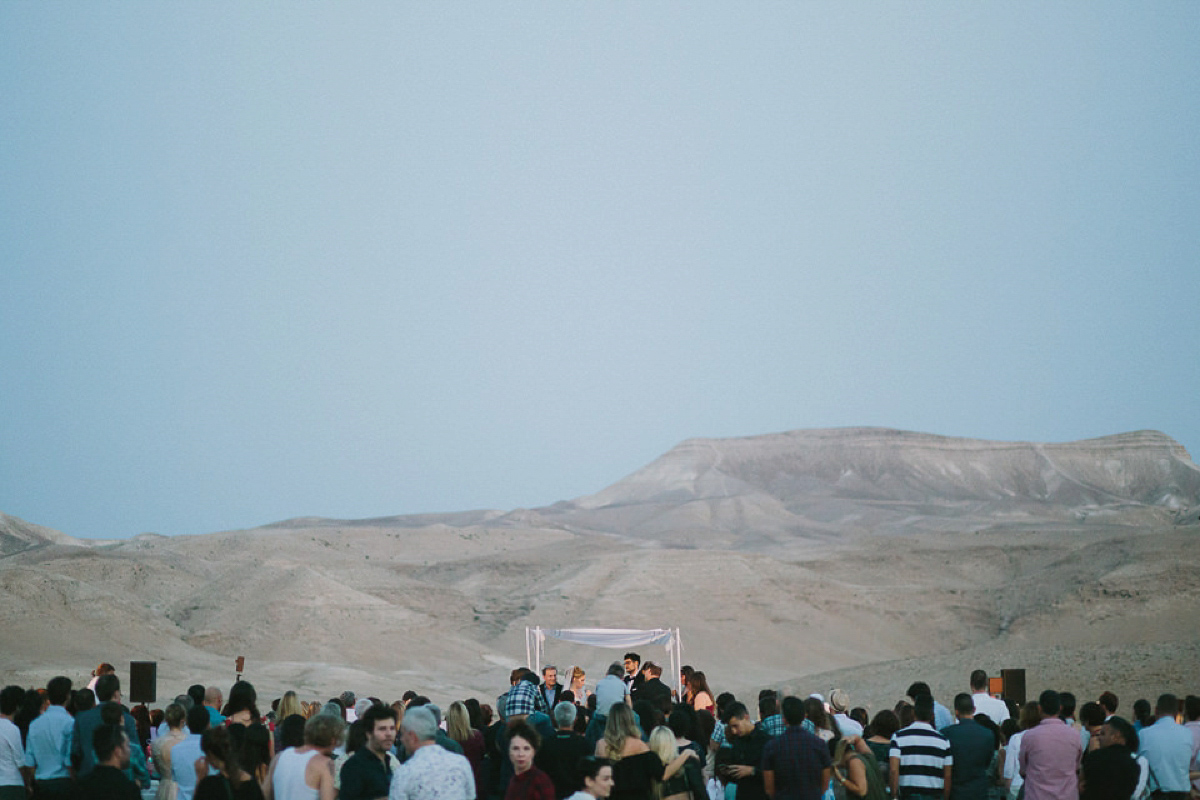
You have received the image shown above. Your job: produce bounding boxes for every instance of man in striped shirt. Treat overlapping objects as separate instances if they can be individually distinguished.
[890,695,953,800]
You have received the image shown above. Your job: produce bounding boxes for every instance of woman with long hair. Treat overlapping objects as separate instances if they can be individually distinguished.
[804,697,839,741]
[595,707,696,800]
[505,721,555,800]
[687,673,713,715]
[831,736,886,800]
[648,726,702,800]
[864,709,899,786]
[194,726,264,800]
[152,703,188,800]
[447,701,486,800]
[565,757,614,800]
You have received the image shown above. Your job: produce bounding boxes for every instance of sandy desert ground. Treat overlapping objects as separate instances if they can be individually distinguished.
[2,427,1197,715]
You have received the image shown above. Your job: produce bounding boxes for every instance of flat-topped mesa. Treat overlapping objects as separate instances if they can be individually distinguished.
[572,428,1200,513]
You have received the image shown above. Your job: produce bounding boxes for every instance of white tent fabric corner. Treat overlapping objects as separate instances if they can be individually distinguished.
[525,626,684,696]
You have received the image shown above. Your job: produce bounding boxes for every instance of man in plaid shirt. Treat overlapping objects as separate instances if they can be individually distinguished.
[761,696,833,800]
[759,691,786,737]
[503,669,548,725]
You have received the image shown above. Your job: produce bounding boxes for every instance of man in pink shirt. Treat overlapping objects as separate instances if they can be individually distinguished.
[1019,690,1082,800]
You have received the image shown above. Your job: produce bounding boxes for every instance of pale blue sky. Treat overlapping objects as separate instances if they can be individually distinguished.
[2,3,1197,538]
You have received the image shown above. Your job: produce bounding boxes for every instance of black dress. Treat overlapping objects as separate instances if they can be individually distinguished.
[194,775,265,800]
[610,751,664,800]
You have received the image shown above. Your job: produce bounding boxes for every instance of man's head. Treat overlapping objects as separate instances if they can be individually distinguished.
[969,670,988,692]
[758,692,779,720]
[642,662,661,679]
[553,701,577,731]
[906,681,933,701]
[0,686,24,717]
[1185,695,1200,723]
[1059,692,1076,720]
[204,686,222,709]
[360,704,398,755]
[399,706,438,753]
[187,705,210,735]
[93,723,131,768]
[781,696,806,727]
[1155,693,1179,720]
[1099,716,1138,751]
[542,666,558,687]
[913,695,935,724]
[622,653,640,676]
[47,677,72,707]
[1079,702,1106,732]
[953,693,975,720]
[95,674,121,704]
[606,662,625,679]
[724,702,754,736]
[1098,691,1119,715]
[187,685,206,708]
[1038,690,1061,717]
[829,689,849,715]
[304,713,345,754]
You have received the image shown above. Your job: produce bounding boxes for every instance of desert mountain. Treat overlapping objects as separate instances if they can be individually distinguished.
[2,427,1197,709]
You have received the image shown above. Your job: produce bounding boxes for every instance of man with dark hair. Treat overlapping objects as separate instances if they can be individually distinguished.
[941,694,994,800]
[716,702,770,800]
[968,671,1009,725]
[758,691,784,737]
[637,663,672,715]
[890,695,952,799]
[504,669,548,727]
[74,725,139,800]
[1018,690,1081,800]
[1137,694,1193,798]
[1079,716,1140,800]
[22,677,74,800]
[762,697,830,800]
[622,653,645,702]
[187,685,206,711]
[908,681,954,731]
[70,675,148,788]
[534,702,589,800]
[340,705,398,800]
[1098,691,1119,719]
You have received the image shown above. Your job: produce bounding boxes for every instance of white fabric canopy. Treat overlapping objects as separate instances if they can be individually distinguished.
[525,626,684,697]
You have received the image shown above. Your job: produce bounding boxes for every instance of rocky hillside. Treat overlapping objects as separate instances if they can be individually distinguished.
[1,428,1197,708]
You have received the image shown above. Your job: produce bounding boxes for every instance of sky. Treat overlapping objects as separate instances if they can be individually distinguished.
[2,3,1198,539]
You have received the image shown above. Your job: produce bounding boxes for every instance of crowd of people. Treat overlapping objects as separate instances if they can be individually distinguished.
[1,657,1198,800]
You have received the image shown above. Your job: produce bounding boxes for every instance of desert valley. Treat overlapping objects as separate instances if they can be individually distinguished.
[2,427,1197,712]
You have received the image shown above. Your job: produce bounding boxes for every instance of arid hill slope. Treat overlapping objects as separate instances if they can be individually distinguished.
[2,428,1197,709]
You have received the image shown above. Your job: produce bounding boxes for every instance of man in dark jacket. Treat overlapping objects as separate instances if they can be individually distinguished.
[942,694,996,800]
[717,702,771,800]
[340,705,398,800]
[74,724,139,800]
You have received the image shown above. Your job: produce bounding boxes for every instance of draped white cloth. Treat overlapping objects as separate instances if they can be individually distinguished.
[525,626,684,695]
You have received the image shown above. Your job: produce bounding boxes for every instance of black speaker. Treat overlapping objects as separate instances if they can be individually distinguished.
[1001,668,1026,706]
[129,661,157,704]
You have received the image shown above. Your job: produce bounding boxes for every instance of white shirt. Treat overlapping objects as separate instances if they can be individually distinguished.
[1002,731,1024,800]
[0,719,24,787]
[389,743,474,800]
[971,692,1010,724]
[834,713,863,738]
